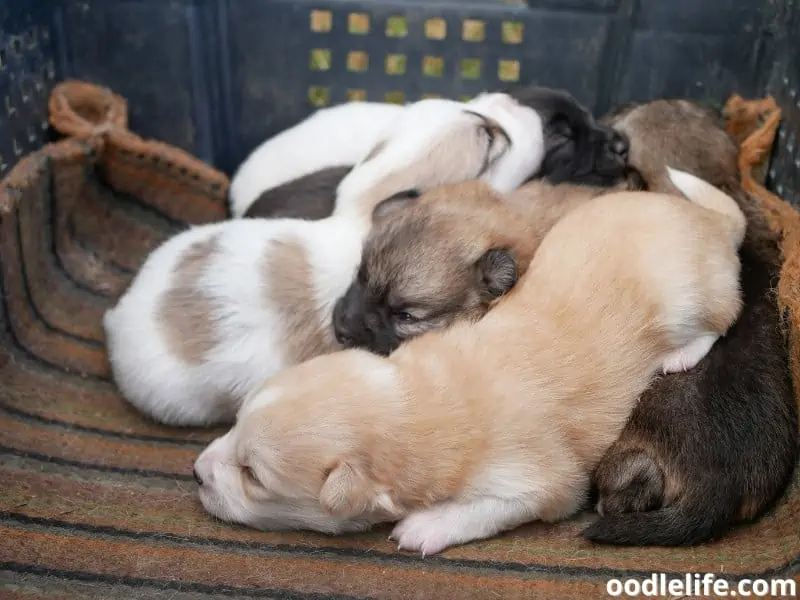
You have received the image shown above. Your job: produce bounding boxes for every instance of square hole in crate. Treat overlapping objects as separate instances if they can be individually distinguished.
[385,91,405,104]
[386,54,406,76]
[348,13,370,35]
[310,9,333,33]
[347,89,368,102]
[309,48,331,71]
[502,22,524,44]
[347,51,369,72]
[462,19,485,42]
[460,58,481,79]
[425,18,447,40]
[498,59,520,82]
[308,86,330,107]
[423,56,444,77]
[386,15,408,37]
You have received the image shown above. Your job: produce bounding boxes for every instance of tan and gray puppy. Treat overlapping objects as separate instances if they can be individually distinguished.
[332,173,640,355]
[193,170,746,555]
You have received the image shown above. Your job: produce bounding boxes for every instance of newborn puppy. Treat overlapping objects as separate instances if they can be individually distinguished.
[194,170,746,554]
[104,97,544,427]
[332,173,639,355]
[507,86,635,187]
[243,87,638,221]
[229,102,403,218]
[582,99,799,546]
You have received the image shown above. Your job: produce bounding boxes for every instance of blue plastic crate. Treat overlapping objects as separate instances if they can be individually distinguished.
[1,0,798,205]
[0,0,60,178]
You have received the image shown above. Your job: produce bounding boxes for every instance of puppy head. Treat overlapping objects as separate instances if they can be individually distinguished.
[334,95,545,218]
[601,99,739,194]
[466,92,546,191]
[332,181,528,355]
[193,352,405,533]
[506,86,631,187]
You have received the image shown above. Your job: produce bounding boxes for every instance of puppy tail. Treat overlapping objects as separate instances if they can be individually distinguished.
[581,492,736,547]
[666,166,747,248]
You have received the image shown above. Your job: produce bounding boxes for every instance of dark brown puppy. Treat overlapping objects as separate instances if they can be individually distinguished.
[241,166,351,219]
[582,99,798,546]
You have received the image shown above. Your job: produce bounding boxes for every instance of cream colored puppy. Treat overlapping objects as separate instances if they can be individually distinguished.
[194,169,746,554]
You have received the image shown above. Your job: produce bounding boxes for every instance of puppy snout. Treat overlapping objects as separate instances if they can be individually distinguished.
[332,299,355,346]
[334,324,353,346]
[609,133,629,158]
[193,455,215,487]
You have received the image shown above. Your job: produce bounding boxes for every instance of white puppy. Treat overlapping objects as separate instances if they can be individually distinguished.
[228,102,403,218]
[193,169,746,553]
[104,96,545,427]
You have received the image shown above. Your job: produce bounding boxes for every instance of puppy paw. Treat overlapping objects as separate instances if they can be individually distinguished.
[391,506,456,556]
[661,334,718,374]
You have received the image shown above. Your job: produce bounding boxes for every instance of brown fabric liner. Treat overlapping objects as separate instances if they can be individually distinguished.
[724,94,800,414]
[0,82,797,599]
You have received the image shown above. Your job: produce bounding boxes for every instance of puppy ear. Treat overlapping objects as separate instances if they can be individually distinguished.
[319,460,375,518]
[371,190,420,223]
[475,249,518,299]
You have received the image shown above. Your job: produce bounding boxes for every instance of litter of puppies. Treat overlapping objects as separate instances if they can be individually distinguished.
[103,86,800,554]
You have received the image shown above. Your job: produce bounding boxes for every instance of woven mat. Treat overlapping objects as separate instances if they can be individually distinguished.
[0,82,797,599]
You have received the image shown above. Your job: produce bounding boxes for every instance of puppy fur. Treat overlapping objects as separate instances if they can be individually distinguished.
[507,86,635,187]
[582,99,799,546]
[241,87,639,222]
[194,170,746,555]
[228,102,403,218]
[332,172,641,355]
[104,97,545,426]
[243,166,351,220]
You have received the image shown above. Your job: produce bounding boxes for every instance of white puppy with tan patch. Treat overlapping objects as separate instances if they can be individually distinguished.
[193,169,746,554]
[228,102,404,218]
[103,95,545,427]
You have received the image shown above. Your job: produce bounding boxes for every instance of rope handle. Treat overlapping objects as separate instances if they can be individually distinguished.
[48,80,129,140]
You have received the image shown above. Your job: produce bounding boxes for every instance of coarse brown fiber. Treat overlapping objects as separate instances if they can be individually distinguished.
[0,82,797,599]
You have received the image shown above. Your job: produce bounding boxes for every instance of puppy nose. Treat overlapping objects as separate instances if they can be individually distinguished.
[334,323,354,346]
[332,303,355,346]
[610,134,629,158]
[193,467,203,486]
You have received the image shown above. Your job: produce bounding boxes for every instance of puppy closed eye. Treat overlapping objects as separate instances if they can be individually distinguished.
[392,310,418,323]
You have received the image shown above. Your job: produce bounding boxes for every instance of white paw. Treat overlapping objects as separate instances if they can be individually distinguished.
[389,506,455,556]
[661,334,718,375]
[661,352,699,374]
